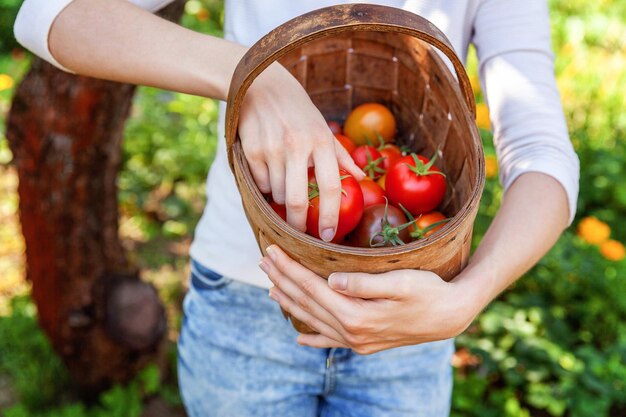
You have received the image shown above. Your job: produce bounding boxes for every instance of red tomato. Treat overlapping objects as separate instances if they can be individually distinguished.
[334,133,356,154]
[386,153,447,215]
[351,145,386,180]
[327,120,343,135]
[347,203,411,248]
[379,144,403,171]
[306,168,364,242]
[409,211,449,239]
[269,201,287,222]
[344,103,397,146]
[359,177,386,208]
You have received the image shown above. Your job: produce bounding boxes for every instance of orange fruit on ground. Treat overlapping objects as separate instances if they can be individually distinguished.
[344,103,396,147]
[577,216,610,245]
[600,240,625,261]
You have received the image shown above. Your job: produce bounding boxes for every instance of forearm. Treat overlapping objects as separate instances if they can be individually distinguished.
[49,0,246,100]
[455,172,570,311]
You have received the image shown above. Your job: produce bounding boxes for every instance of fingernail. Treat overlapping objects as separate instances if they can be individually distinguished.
[259,259,270,274]
[329,273,347,290]
[266,245,277,261]
[321,228,335,242]
[268,288,279,301]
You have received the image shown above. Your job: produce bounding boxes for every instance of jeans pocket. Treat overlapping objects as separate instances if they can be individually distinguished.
[190,260,233,290]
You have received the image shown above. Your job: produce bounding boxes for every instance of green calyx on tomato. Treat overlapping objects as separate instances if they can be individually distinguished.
[369,199,416,248]
[405,152,446,178]
[364,152,386,180]
[351,145,386,180]
[308,175,349,200]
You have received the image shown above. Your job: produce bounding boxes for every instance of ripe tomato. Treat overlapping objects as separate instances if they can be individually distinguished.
[334,133,356,154]
[327,120,343,135]
[269,201,287,222]
[351,145,386,180]
[379,144,403,171]
[306,168,364,243]
[347,203,411,248]
[344,103,396,146]
[409,211,449,239]
[359,177,386,208]
[386,153,447,215]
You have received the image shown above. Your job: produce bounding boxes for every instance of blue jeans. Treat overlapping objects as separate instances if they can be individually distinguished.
[178,259,454,417]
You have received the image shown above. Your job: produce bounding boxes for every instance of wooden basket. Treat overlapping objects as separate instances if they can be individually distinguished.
[225,4,485,333]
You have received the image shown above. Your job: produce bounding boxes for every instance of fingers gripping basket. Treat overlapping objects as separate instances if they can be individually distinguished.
[226,4,485,333]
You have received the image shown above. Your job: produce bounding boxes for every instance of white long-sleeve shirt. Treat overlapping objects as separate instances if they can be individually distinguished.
[15,0,580,288]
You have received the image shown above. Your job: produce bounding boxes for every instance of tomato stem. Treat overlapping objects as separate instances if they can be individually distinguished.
[369,199,417,247]
[308,181,319,200]
[364,147,386,179]
[399,204,450,239]
[405,148,446,178]
[309,175,352,200]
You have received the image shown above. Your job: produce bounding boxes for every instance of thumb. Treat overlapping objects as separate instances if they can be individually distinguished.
[327,270,408,299]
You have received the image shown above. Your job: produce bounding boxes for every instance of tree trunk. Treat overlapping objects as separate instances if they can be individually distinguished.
[5,1,186,393]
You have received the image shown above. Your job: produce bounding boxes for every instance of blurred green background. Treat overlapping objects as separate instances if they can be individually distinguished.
[0,0,625,416]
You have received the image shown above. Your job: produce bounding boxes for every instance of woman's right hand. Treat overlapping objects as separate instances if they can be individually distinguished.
[238,63,365,242]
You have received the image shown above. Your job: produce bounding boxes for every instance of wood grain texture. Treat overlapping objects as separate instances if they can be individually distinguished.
[226,4,485,333]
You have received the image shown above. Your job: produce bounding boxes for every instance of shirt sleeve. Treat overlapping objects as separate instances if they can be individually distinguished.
[472,0,580,224]
[13,0,176,73]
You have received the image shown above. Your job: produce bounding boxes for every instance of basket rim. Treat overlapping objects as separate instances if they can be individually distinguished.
[226,4,478,172]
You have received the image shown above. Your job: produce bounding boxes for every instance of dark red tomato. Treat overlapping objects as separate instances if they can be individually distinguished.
[351,145,386,180]
[359,177,386,208]
[348,204,411,248]
[409,211,449,239]
[334,133,356,154]
[269,201,287,222]
[379,144,403,171]
[327,120,343,135]
[386,153,447,215]
[306,168,364,243]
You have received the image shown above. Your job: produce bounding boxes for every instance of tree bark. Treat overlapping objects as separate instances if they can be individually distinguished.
[5,0,186,393]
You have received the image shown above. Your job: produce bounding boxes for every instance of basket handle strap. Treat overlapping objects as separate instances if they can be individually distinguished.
[225,3,476,168]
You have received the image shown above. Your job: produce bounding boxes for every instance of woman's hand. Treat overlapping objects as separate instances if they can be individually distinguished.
[258,173,571,354]
[259,245,480,354]
[240,64,364,241]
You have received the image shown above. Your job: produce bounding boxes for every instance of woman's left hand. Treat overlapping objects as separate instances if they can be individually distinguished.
[259,245,481,354]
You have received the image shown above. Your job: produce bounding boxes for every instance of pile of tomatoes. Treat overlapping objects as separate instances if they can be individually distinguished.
[269,102,450,248]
